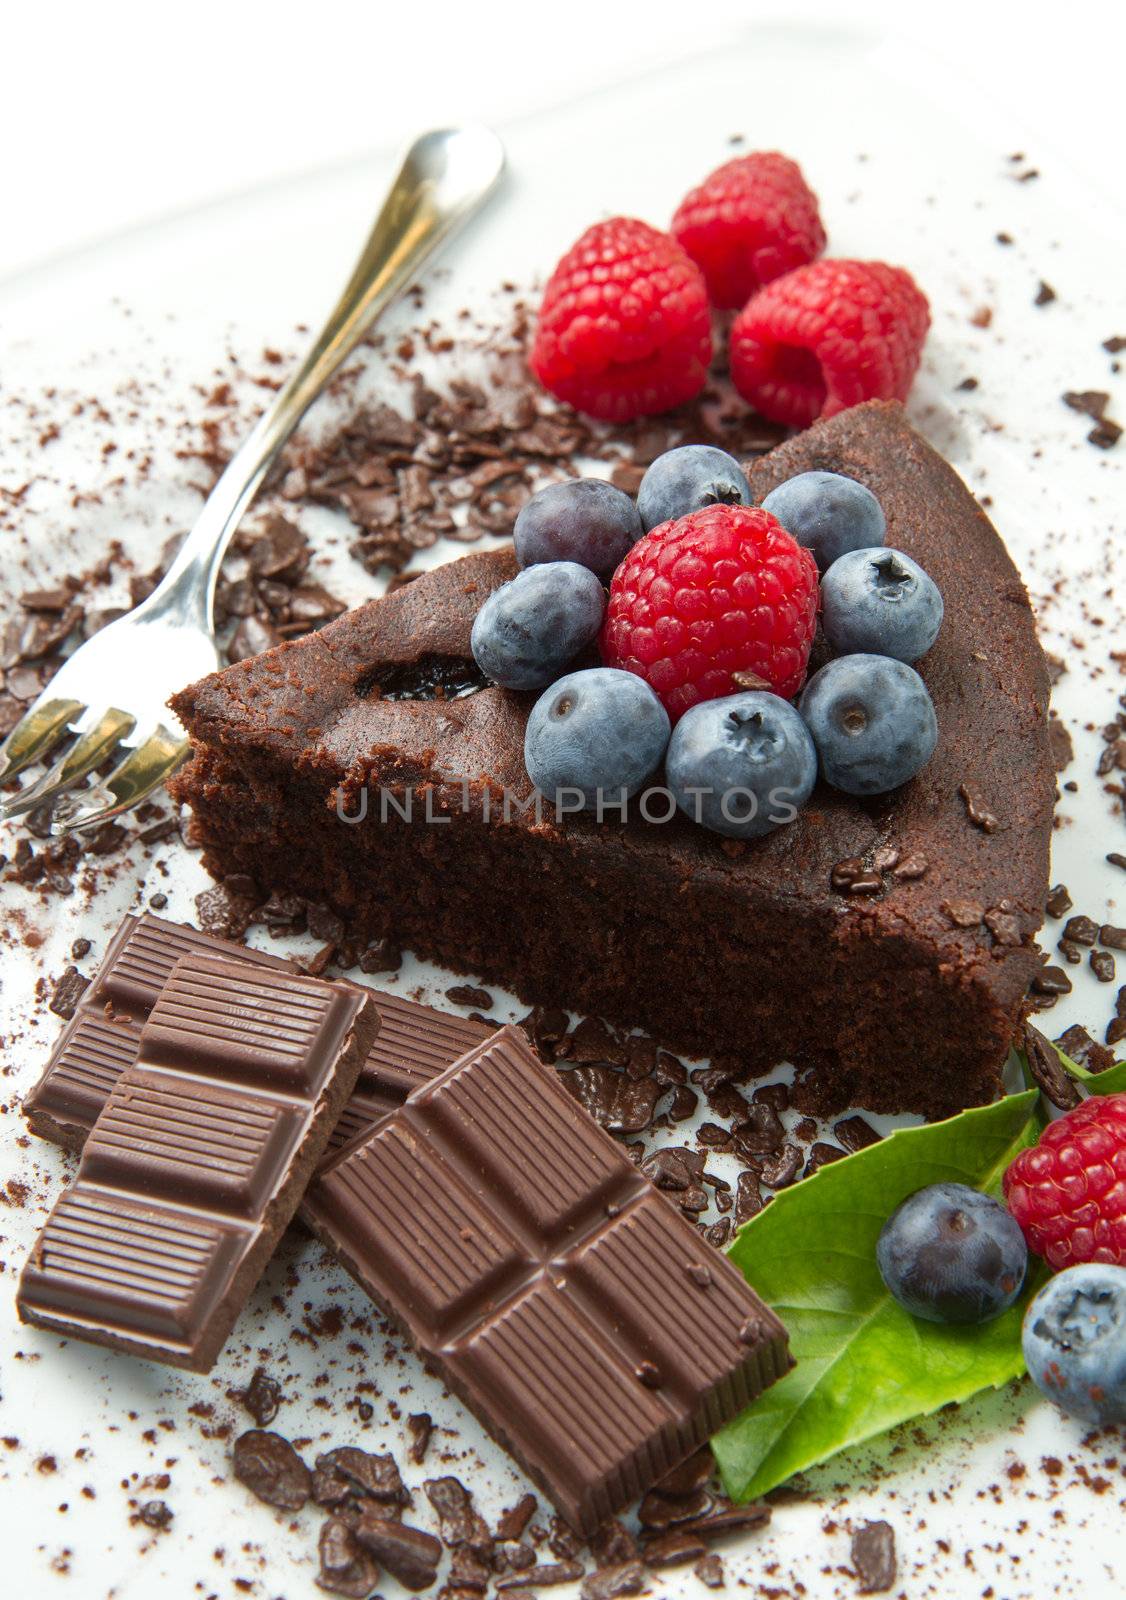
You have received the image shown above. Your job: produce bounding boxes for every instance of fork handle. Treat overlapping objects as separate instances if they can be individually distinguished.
[149,127,504,627]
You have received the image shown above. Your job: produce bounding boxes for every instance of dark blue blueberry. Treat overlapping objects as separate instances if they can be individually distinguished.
[761,470,886,572]
[877,1182,1028,1325]
[1022,1264,1126,1425]
[665,691,817,839]
[637,445,750,531]
[524,668,670,811]
[470,563,605,691]
[821,547,943,662]
[799,654,937,795]
[514,478,642,577]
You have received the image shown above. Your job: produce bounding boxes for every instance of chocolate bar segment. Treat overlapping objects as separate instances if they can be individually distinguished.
[17,953,379,1371]
[22,914,489,1154]
[303,1026,790,1534]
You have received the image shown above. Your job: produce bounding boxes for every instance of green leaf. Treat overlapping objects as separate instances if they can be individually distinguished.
[714,1090,1042,1503]
[1055,1042,1126,1095]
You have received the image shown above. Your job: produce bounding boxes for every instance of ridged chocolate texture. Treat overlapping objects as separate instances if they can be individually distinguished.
[303,1026,790,1534]
[22,913,489,1155]
[17,953,379,1371]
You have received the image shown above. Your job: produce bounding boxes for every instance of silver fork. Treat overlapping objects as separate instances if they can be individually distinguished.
[0,126,505,834]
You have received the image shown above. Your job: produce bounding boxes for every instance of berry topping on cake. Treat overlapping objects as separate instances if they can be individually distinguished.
[876,1183,1028,1325]
[1022,1264,1126,1425]
[1003,1093,1126,1270]
[761,470,886,573]
[637,445,750,531]
[470,563,606,691]
[820,548,944,662]
[730,260,930,427]
[671,151,826,310]
[529,218,712,422]
[514,478,642,577]
[524,667,670,811]
[665,691,817,839]
[799,654,938,795]
[600,504,819,722]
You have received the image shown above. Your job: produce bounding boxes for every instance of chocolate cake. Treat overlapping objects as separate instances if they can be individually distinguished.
[170,402,1055,1118]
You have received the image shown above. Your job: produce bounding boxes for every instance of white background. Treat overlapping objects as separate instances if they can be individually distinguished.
[2,0,1122,281]
[2,9,1125,1600]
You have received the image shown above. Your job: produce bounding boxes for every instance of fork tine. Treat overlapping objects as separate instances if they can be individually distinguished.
[1,707,137,821]
[51,726,189,835]
[0,697,85,785]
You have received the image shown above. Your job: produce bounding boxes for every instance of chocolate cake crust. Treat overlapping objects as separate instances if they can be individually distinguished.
[170,403,1054,1118]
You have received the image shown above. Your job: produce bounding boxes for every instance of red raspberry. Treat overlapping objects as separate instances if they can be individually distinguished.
[529,218,711,423]
[600,504,819,722]
[729,259,930,428]
[1003,1093,1126,1270]
[671,152,826,310]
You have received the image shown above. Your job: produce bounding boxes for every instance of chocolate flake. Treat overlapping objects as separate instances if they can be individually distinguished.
[232,1430,311,1511]
[694,1552,725,1588]
[942,899,984,929]
[1055,1023,1117,1075]
[425,1477,492,1557]
[406,1411,433,1465]
[1092,949,1116,983]
[48,965,89,1020]
[238,1365,282,1427]
[958,783,999,832]
[354,1515,442,1591]
[138,1500,173,1529]
[317,1517,381,1599]
[497,1562,585,1591]
[1022,1024,1081,1110]
[446,983,493,1009]
[831,857,882,895]
[495,1494,537,1542]
[851,1519,897,1593]
[1045,883,1073,917]
[833,1114,881,1152]
[313,1446,408,1509]
[760,1144,803,1190]
[580,1561,647,1600]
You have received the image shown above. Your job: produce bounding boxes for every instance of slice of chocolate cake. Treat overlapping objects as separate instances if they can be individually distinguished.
[170,403,1054,1118]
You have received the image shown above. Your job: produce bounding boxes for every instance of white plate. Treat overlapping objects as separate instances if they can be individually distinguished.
[2,27,1123,1600]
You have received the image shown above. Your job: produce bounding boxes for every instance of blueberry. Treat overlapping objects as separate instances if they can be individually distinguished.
[799,654,937,795]
[761,470,886,572]
[514,479,642,577]
[877,1182,1028,1325]
[666,692,817,839]
[821,548,943,662]
[524,668,670,811]
[1022,1264,1126,1425]
[470,563,606,691]
[637,445,750,531]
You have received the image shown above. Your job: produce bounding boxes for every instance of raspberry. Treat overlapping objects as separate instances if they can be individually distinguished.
[600,504,819,722]
[671,152,826,310]
[529,218,711,423]
[1003,1093,1126,1270]
[729,260,930,428]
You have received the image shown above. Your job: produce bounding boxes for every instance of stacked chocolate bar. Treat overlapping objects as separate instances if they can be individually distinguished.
[17,915,790,1532]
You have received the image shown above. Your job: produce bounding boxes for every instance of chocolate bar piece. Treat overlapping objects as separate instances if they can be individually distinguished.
[22,914,489,1155]
[303,1026,791,1534]
[17,953,379,1371]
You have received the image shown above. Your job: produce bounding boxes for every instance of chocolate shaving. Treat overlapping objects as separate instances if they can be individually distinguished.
[1023,1024,1081,1109]
[232,1430,311,1511]
[851,1520,897,1593]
